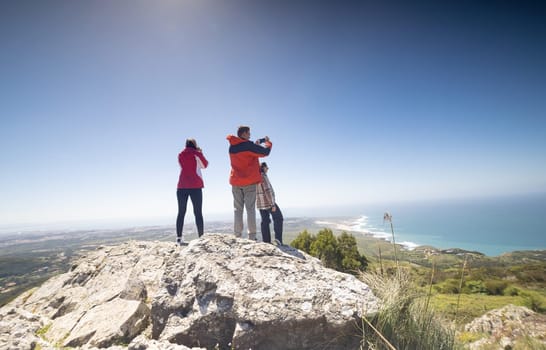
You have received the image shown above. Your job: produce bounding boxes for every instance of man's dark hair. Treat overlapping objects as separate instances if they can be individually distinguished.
[186,138,197,149]
[237,126,250,138]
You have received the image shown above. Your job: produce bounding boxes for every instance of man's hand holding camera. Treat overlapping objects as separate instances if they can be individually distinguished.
[256,136,270,145]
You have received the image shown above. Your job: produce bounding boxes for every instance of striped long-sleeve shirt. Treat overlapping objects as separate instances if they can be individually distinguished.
[256,173,275,210]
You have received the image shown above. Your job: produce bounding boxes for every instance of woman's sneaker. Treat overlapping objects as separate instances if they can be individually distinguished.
[176,237,184,246]
[274,239,283,246]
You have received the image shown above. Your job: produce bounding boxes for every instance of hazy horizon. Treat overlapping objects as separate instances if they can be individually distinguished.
[2,191,544,237]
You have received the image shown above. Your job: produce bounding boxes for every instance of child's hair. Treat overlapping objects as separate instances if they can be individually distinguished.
[237,126,250,138]
[186,138,197,149]
[260,162,268,173]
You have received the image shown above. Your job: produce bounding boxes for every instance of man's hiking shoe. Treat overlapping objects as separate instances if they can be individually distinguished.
[275,239,283,246]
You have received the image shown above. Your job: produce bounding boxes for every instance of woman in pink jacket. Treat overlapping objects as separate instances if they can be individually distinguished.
[176,138,208,245]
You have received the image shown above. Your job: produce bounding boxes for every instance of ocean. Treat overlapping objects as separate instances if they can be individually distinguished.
[345,193,546,256]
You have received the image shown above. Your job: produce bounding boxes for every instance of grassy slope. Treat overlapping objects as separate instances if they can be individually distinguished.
[286,227,546,327]
[354,237,546,326]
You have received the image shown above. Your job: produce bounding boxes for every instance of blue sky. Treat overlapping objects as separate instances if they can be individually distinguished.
[1,0,545,228]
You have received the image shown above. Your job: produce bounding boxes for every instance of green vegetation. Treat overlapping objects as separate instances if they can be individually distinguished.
[36,323,51,338]
[291,229,368,274]
[430,294,531,324]
[291,228,546,349]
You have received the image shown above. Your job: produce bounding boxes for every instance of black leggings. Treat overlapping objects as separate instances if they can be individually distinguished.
[176,188,204,237]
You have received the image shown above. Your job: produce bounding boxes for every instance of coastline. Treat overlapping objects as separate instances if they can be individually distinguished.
[314,214,545,257]
[315,216,420,251]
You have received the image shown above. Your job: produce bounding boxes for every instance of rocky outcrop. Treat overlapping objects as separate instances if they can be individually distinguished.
[0,240,179,350]
[464,304,546,349]
[0,234,380,350]
[152,234,379,350]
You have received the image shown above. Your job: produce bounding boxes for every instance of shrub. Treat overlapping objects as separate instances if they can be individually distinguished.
[291,229,368,274]
[337,232,368,273]
[503,285,520,296]
[463,280,487,294]
[310,229,339,269]
[520,291,546,312]
[435,278,461,294]
[484,280,508,296]
[290,229,315,253]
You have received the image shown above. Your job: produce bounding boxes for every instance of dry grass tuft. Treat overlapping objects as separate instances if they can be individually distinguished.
[359,270,457,350]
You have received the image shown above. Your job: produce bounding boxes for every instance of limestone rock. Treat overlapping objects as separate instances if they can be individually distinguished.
[0,240,173,350]
[464,304,546,349]
[152,234,380,350]
[61,298,149,347]
[0,302,49,350]
[128,334,205,349]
